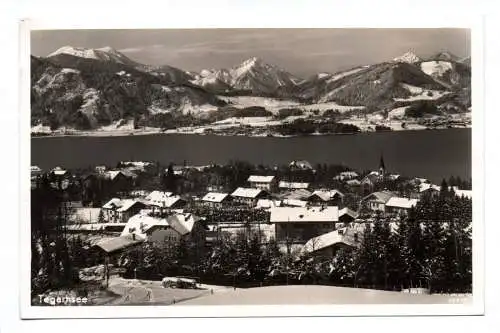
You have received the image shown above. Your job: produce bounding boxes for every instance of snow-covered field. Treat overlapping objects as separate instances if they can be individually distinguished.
[219,95,365,114]
[177,285,472,305]
[388,106,410,119]
[394,83,450,102]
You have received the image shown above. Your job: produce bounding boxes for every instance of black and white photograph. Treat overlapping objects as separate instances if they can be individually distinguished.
[23,24,481,316]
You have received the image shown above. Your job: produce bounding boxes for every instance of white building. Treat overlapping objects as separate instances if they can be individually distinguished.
[247,175,277,191]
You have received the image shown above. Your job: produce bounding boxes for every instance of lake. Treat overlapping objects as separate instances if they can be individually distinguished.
[31,129,471,183]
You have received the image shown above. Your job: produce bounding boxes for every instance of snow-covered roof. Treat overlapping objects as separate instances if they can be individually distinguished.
[283,189,313,200]
[102,198,143,212]
[52,166,67,176]
[95,234,145,253]
[270,206,339,223]
[339,207,359,219]
[334,171,359,180]
[454,189,472,199]
[289,160,314,170]
[346,179,361,186]
[31,166,42,172]
[121,213,169,237]
[256,199,282,209]
[167,213,201,236]
[362,191,396,203]
[202,192,229,203]
[309,190,344,202]
[302,228,358,253]
[282,199,308,207]
[279,181,310,189]
[248,175,275,183]
[148,195,185,208]
[386,197,419,209]
[231,187,266,199]
[146,190,173,203]
[419,183,441,193]
[103,170,125,181]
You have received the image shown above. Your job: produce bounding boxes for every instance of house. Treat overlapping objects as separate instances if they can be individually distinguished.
[345,179,361,190]
[256,199,282,209]
[361,191,396,213]
[302,227,361,257]
[308,190,344,206]
[145,190,173,205]
[231,187,269,206]
[454,189,472,200]
[31,165,43,177]
[94,234,145,255]
[247,175,277,191]
[338,207,359,225]
[417,183,441,199]
[95,165,106,174]
[334,171,359,181]
[282,189,313,201]
[289,160,314,171]
[50,166,68,178]
[102,198,146,223]
[278,181,310,190]
[385,197,419,215]
[119,161,156,174]
[146,195,187,213]
[270,206,339,243]
[281,199,308,207]
[120,212,206,247]
[101,170,134,194]
[202,192,231,208]
[360,172,382,195]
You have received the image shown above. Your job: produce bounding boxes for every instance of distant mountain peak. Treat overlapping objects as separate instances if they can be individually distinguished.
[432,51,460,62]
[393,51,421,64]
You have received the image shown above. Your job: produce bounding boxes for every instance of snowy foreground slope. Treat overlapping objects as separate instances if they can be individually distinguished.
[176,285,471,305]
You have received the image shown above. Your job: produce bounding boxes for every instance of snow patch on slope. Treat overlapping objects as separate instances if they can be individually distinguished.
[420,61,453,77]
[393,83,450,102]
[326,67,367,83]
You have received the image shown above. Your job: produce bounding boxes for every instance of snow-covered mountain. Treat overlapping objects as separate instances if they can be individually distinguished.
[393,51,421,64]
[193,57,303,94]
[48,46,139,67]
[32,46,471,132]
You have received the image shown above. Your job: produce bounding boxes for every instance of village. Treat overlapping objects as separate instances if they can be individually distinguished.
[30,156,473,305]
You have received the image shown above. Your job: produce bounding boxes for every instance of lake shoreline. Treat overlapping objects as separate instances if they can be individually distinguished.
[31,125,471,139]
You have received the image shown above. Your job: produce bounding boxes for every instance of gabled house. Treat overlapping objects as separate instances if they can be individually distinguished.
[270,206,339,243]
[102,198,146,223]
[338,207,359,225]
[361,191,396,213]
[202,192,231,208]
[146,195,186,214]
[282,189,313,201]
[120,212,205,247]
[360,171,382,195]
[231,187,269,206]
[302,226,362,257]
[385,197,419,215]
[308,190,344,206]
[278,181,310,190]
[247,175,277,191]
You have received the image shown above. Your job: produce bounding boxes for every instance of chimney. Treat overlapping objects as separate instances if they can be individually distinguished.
[132,233,136,240]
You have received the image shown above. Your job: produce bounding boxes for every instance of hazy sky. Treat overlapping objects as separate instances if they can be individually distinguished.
[31,28,470,77]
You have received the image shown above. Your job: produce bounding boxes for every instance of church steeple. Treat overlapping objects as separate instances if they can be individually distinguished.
[379,154,386,176]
